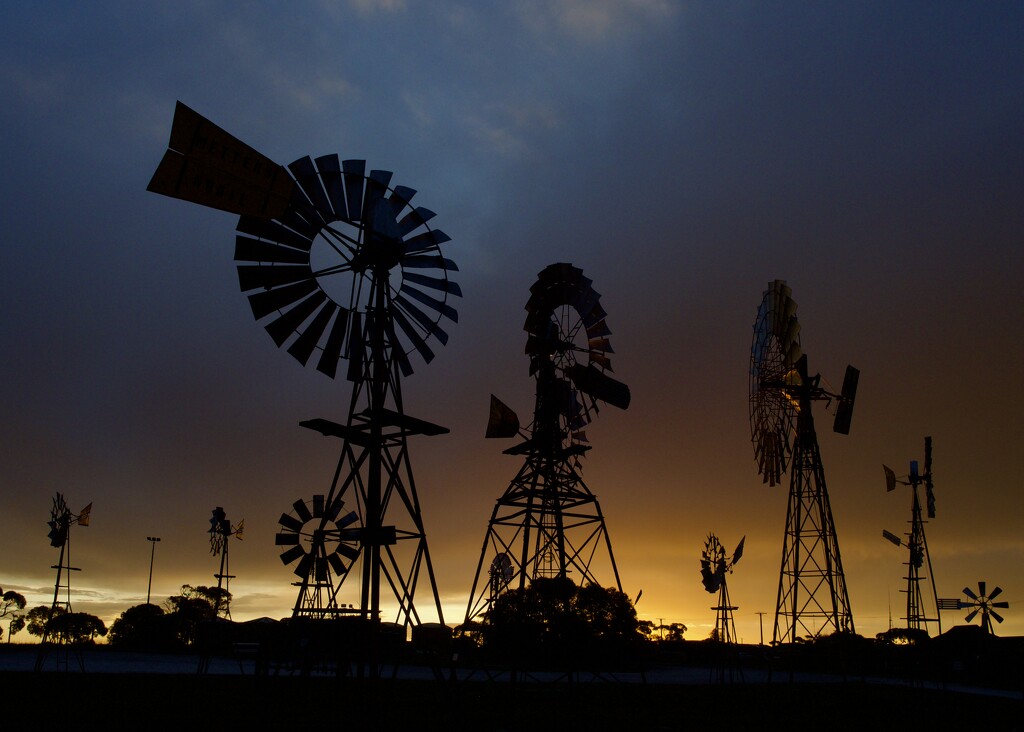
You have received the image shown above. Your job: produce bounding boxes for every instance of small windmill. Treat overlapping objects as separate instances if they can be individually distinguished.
[701,534,744,644]
[958,582,1009,634]
[208,507,244,619]
[38,494,91,651]
[881,436,941,635]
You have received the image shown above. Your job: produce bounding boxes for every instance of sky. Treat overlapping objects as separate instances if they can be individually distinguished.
[1,1,1022,643]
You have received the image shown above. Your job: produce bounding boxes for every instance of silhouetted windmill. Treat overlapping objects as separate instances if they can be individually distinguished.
[881,437,941,635]
[208,507,243,619]
[35,493,91,670]
[749,280,858,643]
[701,534,744,644]
[149,102,457,634]
[959,582,1009,634]
[464,264,630,622]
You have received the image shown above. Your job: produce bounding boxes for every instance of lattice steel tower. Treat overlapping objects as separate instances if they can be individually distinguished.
[464,264,630,622]
[749,280,859,643]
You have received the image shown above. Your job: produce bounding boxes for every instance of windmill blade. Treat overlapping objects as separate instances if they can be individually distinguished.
[287,300,338,366]
[979,581,986,597]
[990,609,1005,624]
[237,263,313,292]
[391,306,435,366]
[397,207,437,237]
[963,586,978,601]
[403,254,457,271]
[403,272,463,297]
[992,601,1009,609]
[292,499,313,524]
[237,215,313,252]
[403,229,452,255]
[279,545,305,566]
[278,514,303,533]
[988,586,1003,601]
[247,279,319,320]
[338,543,360,561]
[289,156,334,218]
[314,154,347,219]
[964,608,979,623]
[337,510,359,529]
[342,159,366,222]
[234,236,310,265]
[393,293,450,345]
[326,553,347,576]
[315,308,350,379]
[294,555,312,579]
[275,533,300,546]
[400,284,459,322]
[264,291,327,347]
[567,364,630,410]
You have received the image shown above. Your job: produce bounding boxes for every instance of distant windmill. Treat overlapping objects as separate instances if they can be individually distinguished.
[959,582,1009,634]
[208,507,244,619]
[701,534,744,644]
[35,493,92,670]
[881,436,941,635]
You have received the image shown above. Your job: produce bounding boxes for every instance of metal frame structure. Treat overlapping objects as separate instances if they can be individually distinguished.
[464,264,630,623]
[209,507,242,620]
[701,534,744,644]
[749,280,858,643]
[149,102,457,638]
[882,437,941,635]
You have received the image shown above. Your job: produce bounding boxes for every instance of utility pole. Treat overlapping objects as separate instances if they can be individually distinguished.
[146,536,161,604]
[755,611,767,645]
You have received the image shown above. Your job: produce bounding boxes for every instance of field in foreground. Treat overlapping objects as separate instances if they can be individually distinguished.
[3,672,1019,730]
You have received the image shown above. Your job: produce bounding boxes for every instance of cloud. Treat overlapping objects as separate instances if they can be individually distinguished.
[515,0,677,43]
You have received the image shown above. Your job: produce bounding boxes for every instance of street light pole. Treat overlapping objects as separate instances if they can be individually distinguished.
[756,611,766,645]
[146,536,161,604]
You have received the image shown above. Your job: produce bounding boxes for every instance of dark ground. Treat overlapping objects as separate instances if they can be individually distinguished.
[3,671,1020,730]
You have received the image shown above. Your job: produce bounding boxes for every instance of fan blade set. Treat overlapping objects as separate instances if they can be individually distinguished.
[524,263,631,416]
[276,494,360,578]
[232,153,459,380]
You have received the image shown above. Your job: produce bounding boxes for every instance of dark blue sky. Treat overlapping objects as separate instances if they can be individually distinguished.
[1,2,1021,639]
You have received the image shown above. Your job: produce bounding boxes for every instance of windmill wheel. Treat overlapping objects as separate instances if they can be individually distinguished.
[235,156,461,379]
[275,494,360,581]
[749,279,802,486]
[961,581,1009,632]
[523,263,629,440]
[701,534,726,593]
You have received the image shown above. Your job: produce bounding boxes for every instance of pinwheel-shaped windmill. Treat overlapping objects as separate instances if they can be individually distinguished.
[959,582,1009,634]
[464,264,630,623]
[701,534,744,644]
[149,102,456,626]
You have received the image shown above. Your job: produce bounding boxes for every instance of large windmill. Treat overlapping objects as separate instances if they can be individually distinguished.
[881,437,941,635]
[749,280,858,643]
[149,102,458,632]
[464,264,630,623]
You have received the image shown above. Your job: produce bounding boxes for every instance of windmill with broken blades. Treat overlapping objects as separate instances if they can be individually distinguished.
[464,264,630,623]
[881,437,941,635]
[209,507,244,619]
[701,534,744,644]
[749,280,859,643]
[149,102,458,630]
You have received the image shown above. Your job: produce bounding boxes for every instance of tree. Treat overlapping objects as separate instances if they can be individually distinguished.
[1,589,27,642]
[26,605,64,638]
[46,612,107,644]
[483,577,645,664]
[108,603,179,650]
[163,585,227,646]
